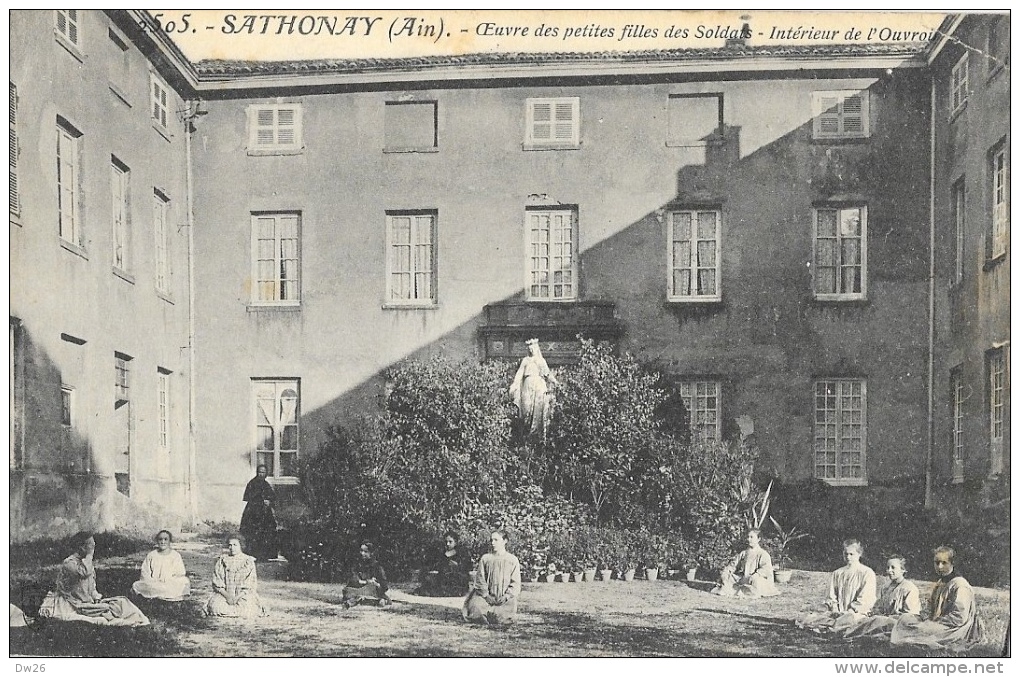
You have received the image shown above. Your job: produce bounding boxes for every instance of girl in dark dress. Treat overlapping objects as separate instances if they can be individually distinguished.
[240,465,278,561]
[341,542,391,609]
[417,531,470,597]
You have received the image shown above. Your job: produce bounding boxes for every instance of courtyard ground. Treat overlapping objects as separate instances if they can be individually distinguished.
[10,537,1010,658]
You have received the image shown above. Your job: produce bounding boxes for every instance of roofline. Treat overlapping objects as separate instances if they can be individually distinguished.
[192,53,927,94]
[106,10,201,92]
[925,14,966,64]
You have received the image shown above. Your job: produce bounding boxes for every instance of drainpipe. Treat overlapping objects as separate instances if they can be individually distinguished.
[185,103,199,522]
[925,73,937,510]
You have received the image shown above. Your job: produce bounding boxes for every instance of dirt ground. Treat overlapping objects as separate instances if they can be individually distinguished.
[10,538,1010,658]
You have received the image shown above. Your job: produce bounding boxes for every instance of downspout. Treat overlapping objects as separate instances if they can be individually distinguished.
[925,72,937,509]
[185,104,199,522]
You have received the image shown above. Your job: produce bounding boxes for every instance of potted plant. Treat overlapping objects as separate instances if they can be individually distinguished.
[768,517,809,584]
[544,562,557,583]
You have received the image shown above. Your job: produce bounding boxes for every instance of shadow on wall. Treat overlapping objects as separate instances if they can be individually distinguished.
[10,322,189,541]
[235,73,931,509]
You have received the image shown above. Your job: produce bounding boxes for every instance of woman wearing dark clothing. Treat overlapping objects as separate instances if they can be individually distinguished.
[417,531,470,597]
[341,542,391,609]
[240,465,278,561]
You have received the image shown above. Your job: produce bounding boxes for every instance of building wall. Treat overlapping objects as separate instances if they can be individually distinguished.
[931,15,1011,487]
[192,67,932,518]
[9,11,194,539]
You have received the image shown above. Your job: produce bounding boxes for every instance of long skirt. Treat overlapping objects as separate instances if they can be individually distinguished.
[841,614,899,640]
[713,572,780,598]
[342,582,389,606]
[798,610,866,634]
[38,593,150,627]
[132,576,192,601]
[890,613,986,652]
[240,503,278,560]
[416,571,469,597]
[463,591,517,625]
[205,591,266,618]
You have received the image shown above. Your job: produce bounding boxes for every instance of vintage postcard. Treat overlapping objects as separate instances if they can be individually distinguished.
[8,9,1010,665]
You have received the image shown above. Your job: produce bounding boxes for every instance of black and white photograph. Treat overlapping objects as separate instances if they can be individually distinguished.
[7,9,1011,664]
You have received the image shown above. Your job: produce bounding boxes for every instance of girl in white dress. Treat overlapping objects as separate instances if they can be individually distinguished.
[132,530,192,601]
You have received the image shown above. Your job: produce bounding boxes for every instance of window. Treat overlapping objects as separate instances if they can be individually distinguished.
[111,158,130,272]
[814,379,867,485]
[150,74,170,131]
[680,381,720,442]
[57,118,83,247]
[990,143,1008,259]
[987,17,1009,75]
[384,101,437,152]
[988,348,1006,476]
[667,94,723,147]
[951,368,965,482]
[812,91,870,140]
[813,206,866,300]
[153,191,170,294]
[114,352,133,494]
[527,208,577,301]
[10,83,18,217]
[252,212,300,305]
[669,209,721,301]
[952,177,965,284]
[386,211,436,305]
[525,97,580,149]
[951,54,969,116]
[157,369,170,453]
[253,379,300,479]
[247,104,302,154]
[61,385,74,427]
[10,319,23,469]
[54,10,80,50]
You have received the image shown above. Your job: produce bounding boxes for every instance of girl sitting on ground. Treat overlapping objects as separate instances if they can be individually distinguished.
[417,530,470,597]
[712,528,780,598]
[463,530,521,626]
[797,539,876,633]
[840,554,921,640]
[205,535,267,618]
[132,530,191,602]
[341,542,391,609]
[890,546,986,652]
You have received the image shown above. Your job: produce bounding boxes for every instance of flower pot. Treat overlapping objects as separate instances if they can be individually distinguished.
[623,568,636,582]
[582,568,598,582]
[571,571,583,583]
[557,572,570,583]
[775,569,794,584]
[668,569,679,580]
[599,569,613,582]
[645,568,659,582]
[686,567,698,582]
[544,573,556,583]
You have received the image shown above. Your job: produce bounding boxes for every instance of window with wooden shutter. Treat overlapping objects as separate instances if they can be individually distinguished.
[56,118,83,247]
[111,157,131,271]
[950,54,969,117]
[153,191,171,295]
[247,104,303,154]
[525,97,580,149]
[55,10,80,49]
[10,83,18,217]
[990,143,1008,259]
[150,73,170,131]
[812,90,870,140]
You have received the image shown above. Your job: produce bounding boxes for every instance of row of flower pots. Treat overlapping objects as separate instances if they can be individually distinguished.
[527,567,701,583]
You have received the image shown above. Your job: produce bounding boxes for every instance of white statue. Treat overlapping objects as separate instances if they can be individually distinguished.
[509,339,558,439]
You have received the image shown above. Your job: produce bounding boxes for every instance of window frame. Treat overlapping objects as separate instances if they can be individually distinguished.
[10,83,19,218]
[524,97,580,150]
[150,72,171,134]
[60,384,75,428]
[157,368,171,453]
[246,103,303,155]
[385,210,438,307]
[114,351,133,494]
[383,100,438,153]
[952,176,966,285]
[950,54,969,117]
[252,378,301,482]
[666,93,724,148]
[951,367,965,483]
[811,90,870,141]
[153,190,171,296]
[813,378,868,486]
[989,142,1008,261]
[667,208,722,302]
[111,157,131,274]
[679,380,721,442]
[54,10,82,59]
[250,212,302,307]
[812,205,868,301]
[987,347,1006,476]
[525,207,578,302]
[56,118,84,249]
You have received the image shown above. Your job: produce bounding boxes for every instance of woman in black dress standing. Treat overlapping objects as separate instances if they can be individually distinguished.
[240,465,278,561]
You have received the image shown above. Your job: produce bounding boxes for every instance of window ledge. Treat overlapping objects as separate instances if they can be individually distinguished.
[268,476,300,486]
[54,32,84,63]
[810,136,870,145]
[247,147,305,157]
[59,238,88,260]
[522,142,581,151]
[109,83,132,108]
[383,147,439,154]
[821,478,868,487]
[987,63,1006,83]
[524,298,581,304]
[812,295,869,305]
[667,296,722,304]
[949,101,968,124]
[983,252,1007,271]
[247,303,301,312]
[112,266,135,284]
[383,302,439,310]
[156,289,175,304]
[152,122,173,143]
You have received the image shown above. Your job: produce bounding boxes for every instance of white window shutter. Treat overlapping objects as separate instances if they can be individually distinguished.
[9,83,17,215]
